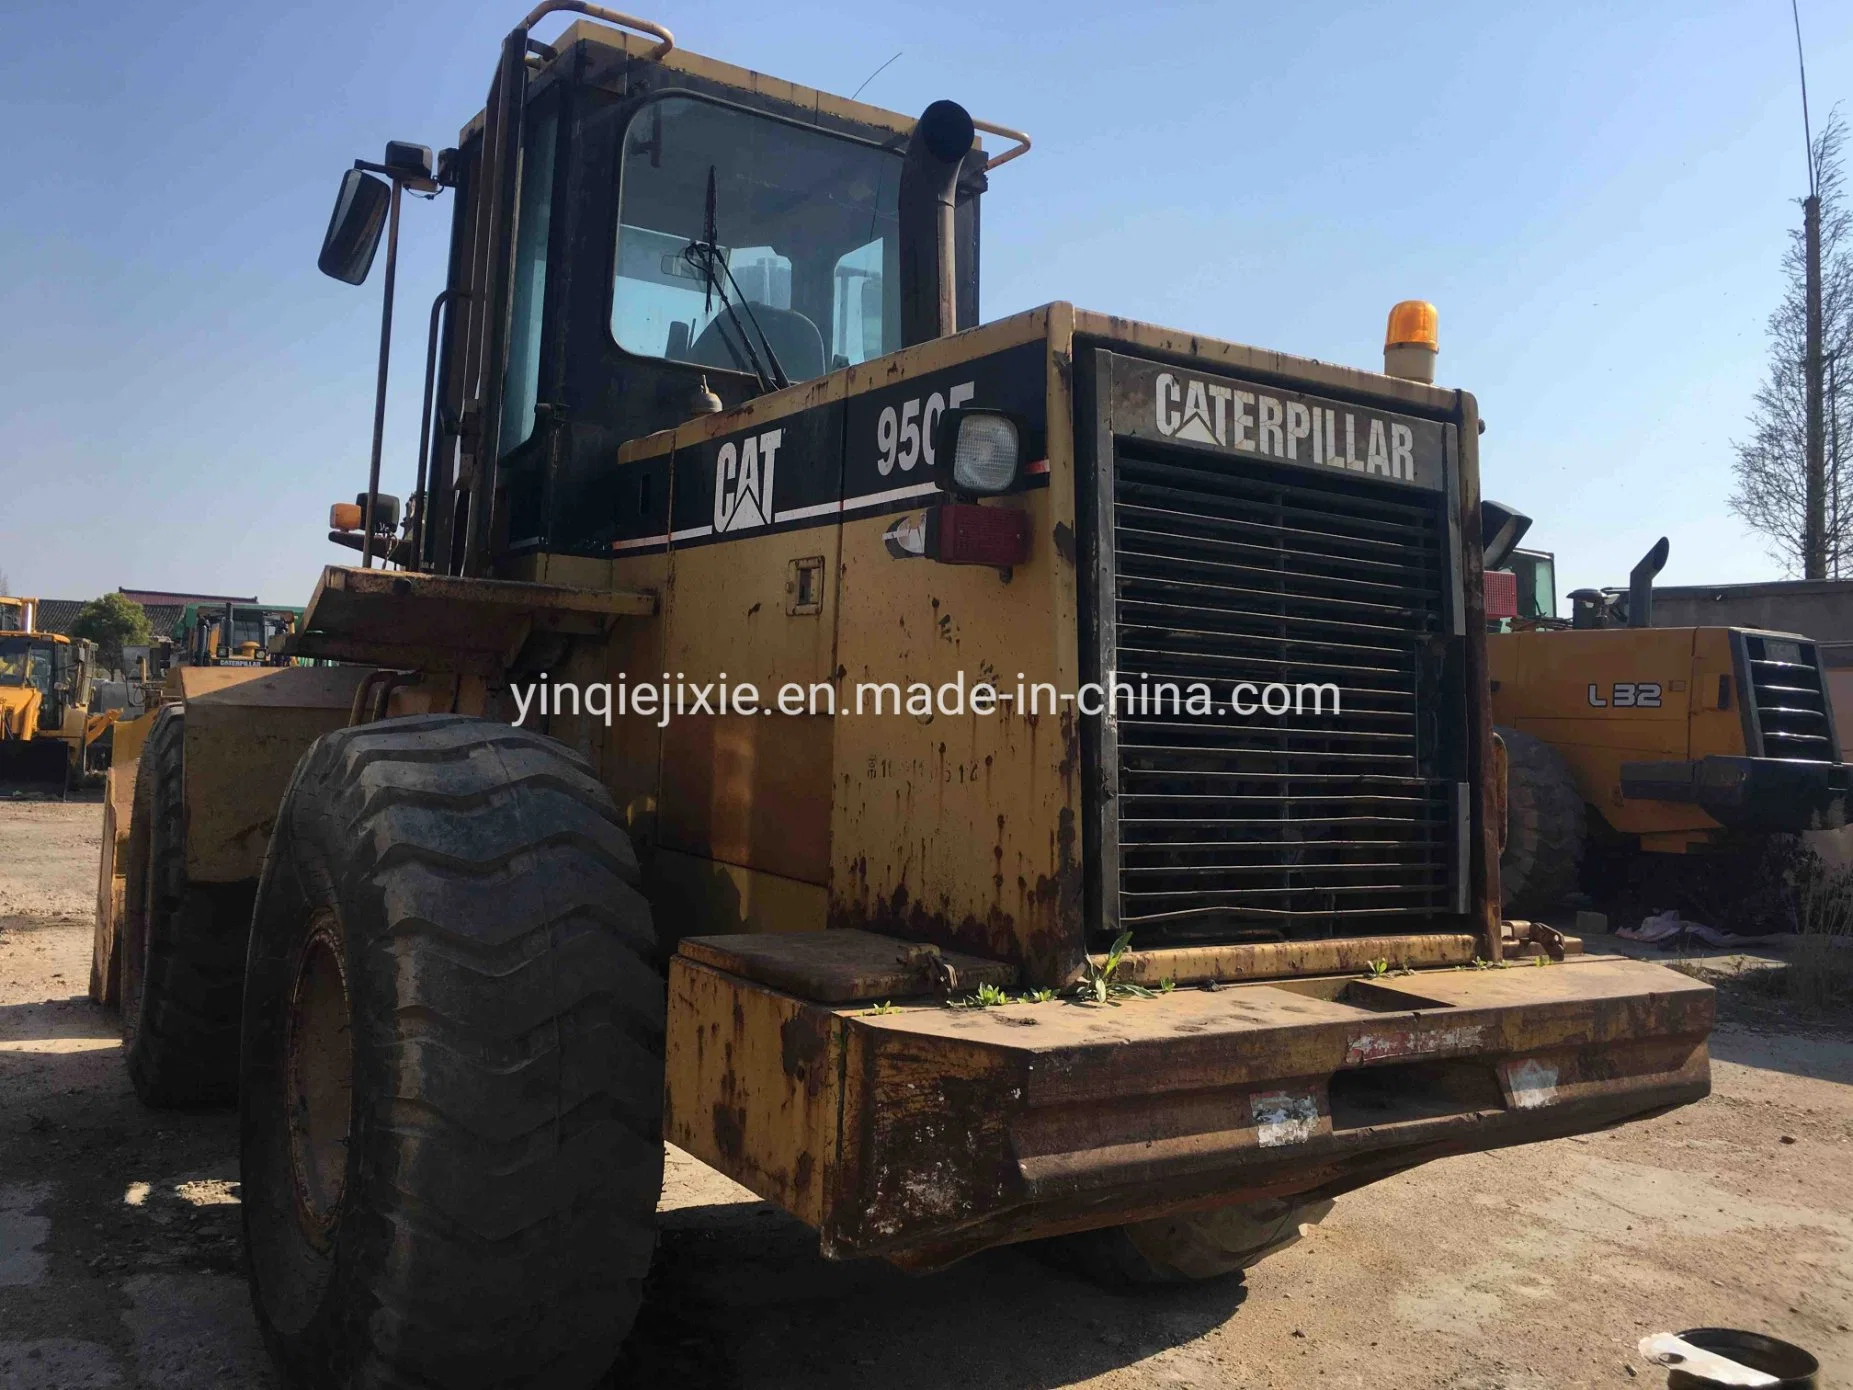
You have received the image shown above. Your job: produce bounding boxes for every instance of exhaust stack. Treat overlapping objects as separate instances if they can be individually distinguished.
[898,100,976,347]
[1628,537,1670,628]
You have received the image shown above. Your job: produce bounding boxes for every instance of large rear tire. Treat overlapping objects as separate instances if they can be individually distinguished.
[1498,725,1586,917]
[1039,1197,1334,1286]
[240,715,664,1389]
[123,706,252,1107]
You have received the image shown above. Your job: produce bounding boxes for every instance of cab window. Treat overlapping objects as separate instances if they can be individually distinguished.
[612,95,901,383]
[502,109,561,456]
[0,639,54,693]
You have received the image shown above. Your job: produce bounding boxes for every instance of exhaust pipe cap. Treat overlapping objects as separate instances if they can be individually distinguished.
[915,100,976,164]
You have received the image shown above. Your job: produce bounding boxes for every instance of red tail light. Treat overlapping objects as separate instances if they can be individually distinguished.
[1484,569,1519,620]
[927,503,1030,567]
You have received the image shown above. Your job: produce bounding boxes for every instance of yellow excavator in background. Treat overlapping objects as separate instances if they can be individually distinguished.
[1483,510,1850,914]
[0,625,112,789]
[0,595,37,633]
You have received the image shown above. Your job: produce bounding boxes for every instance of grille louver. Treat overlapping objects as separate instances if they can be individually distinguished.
[1104,443,1461,944]
[1744,635,1837,760]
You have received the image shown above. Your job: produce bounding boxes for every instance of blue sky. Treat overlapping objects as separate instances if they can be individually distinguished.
[3,0,1850,607]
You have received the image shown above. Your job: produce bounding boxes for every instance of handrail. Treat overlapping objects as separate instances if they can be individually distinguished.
[972,118,1031,171]
[519,0,674,60]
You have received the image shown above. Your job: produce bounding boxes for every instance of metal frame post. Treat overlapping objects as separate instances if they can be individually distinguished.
[362,178,406,569]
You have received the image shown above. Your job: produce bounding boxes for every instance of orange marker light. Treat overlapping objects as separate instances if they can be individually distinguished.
[1383,301,1438,384]
[1385,300,1438,350]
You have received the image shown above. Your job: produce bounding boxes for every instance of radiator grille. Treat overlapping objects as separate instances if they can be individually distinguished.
[1106,444,1459,942]
[1745,634,1836,760]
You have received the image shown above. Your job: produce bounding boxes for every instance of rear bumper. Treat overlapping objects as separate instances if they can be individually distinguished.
[1621,755,1853,832]
[665,950,1712,1265]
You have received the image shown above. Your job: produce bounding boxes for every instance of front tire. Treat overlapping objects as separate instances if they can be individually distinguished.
[124,705,252,1107]
[240,715,665,1389]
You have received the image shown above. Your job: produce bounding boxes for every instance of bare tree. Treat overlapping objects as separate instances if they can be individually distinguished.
[1731,108,1853,576]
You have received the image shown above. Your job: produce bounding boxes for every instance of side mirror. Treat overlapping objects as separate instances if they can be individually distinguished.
[318,169,391,284]
[1479,499,1533,571]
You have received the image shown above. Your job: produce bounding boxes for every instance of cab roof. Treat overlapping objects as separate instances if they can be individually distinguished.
[462,19,977,152]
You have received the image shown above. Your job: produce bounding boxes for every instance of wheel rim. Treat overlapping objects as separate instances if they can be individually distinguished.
[285,912,352,1249]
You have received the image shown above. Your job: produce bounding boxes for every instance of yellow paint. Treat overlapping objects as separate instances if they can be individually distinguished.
[664,956,842,1226]
[110,710,155,774]
[0,684,40,741]
[1489,626,1762,838]
[178,666,375,883]
[652,847,827,936]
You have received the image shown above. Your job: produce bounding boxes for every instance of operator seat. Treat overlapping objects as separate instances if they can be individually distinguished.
[688,305,825,384]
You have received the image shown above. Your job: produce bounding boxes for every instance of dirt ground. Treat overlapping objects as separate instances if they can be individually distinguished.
[2,798,1850,1390]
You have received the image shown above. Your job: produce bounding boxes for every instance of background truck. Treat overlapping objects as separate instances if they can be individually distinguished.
[1485,518,1850,913]
[99,8,1714,1387]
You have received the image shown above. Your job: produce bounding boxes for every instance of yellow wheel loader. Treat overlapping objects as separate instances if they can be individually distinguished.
[0,628,107,790]
[1484,512,1851,913]
[100,10,1712,1385]
[0,595,37,633]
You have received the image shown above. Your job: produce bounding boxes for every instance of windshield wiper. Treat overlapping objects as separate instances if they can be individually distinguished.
[681,166,790,394]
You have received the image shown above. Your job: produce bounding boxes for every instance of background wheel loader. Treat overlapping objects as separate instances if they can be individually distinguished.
[0,622,110,791]
[1483,509,1852,915]
[98,8,1714,1385]
[171,600,303,667]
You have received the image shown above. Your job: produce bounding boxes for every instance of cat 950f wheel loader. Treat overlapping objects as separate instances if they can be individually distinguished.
[100,7,1713,1385]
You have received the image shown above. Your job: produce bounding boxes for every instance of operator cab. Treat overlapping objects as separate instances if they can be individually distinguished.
[493,30,986,560]
[0,636,55,694]
[0,634,80,733]
[317,15,992,573]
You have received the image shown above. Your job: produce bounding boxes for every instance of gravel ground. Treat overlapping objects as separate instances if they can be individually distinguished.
[2,798,1850,1389]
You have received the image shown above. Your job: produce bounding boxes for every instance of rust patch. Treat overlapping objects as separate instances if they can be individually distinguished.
[793,1150,815,1194]
[831,803,1084,989]
[827,689,1088,988]
[711,1101,746,1164]
[779,1009,832,1099]
[1057,707,1078,802]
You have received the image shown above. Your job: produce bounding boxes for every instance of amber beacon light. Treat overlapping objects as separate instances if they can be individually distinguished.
[1383,300,1438,384]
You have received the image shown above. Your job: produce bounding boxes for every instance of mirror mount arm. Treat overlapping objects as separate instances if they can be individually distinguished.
[361,177,406,570]
[354,158,439,196]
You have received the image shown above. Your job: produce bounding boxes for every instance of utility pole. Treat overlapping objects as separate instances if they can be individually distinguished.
[1806,192,1826,577]
[1795,0,1826,577]
[1833,356,1843,577]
